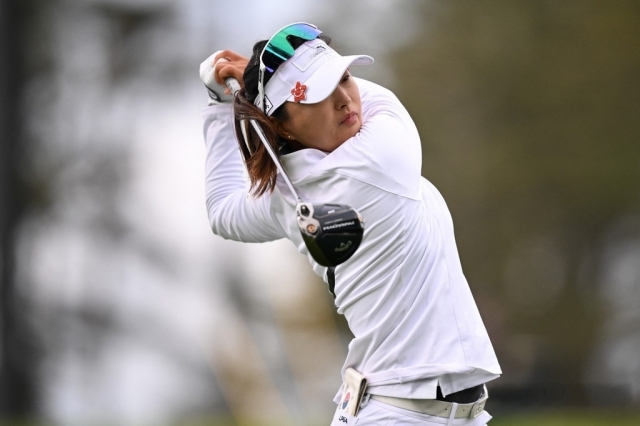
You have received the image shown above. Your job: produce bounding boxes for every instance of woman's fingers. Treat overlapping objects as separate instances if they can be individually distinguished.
[213,50,249,85]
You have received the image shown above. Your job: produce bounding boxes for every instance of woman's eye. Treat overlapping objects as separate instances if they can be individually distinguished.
[341,74,351,83]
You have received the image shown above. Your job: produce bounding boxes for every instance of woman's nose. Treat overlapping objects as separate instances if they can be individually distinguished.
[333,86,351,108]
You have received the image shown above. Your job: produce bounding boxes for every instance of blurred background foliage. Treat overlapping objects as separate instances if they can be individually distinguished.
[1,0,639,425]
[393,0,640,407]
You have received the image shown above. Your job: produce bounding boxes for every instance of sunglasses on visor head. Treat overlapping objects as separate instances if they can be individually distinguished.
[257,22,322,113]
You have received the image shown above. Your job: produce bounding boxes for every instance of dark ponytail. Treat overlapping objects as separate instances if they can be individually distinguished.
[233,35,332,197]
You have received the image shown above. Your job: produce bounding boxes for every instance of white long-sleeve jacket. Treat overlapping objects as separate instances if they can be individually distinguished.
[202,78,501,401]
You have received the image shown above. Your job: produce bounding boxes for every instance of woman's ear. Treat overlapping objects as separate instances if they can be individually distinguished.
[270,117,291,140]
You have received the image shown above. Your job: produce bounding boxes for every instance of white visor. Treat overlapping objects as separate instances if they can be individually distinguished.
[257,38,374,116]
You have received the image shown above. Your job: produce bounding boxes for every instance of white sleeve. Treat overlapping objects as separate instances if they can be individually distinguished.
[202,104,286,242]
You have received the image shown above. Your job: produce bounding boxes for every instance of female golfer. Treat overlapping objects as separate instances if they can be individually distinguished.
[200,22,501,425]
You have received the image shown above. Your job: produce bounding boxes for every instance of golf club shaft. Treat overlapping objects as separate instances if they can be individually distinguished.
[248,119,301,201]
[224,78,302,202]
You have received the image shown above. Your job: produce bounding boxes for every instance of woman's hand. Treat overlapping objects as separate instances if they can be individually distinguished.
[199,50,249,103]
[211,50,249,88]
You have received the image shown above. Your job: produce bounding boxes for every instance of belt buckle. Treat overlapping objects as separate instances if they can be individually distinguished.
[469,399,486,418]
[469,385,489,419]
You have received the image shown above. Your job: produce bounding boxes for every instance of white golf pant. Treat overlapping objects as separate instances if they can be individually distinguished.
[330,398,492,426]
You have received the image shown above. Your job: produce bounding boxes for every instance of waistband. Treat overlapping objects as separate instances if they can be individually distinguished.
[370,384,488,419]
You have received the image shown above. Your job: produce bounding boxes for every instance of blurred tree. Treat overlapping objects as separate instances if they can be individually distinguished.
[2,0,238,423]
[392,0,640,404]
[0,0,39,418]
[3,0,226,422]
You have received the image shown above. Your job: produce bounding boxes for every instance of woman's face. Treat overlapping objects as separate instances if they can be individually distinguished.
[281,71,362,152]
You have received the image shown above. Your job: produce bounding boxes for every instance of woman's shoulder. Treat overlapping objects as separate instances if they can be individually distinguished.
[355,77,397,101]
[354,77,407,120]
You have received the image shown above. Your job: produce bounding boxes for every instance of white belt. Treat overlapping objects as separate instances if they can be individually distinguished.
[370,385,488,419]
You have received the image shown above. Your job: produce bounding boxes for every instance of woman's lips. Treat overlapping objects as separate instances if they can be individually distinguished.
[341,111,358,125]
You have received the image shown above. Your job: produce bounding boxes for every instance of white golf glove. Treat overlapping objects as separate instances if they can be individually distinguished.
[199,51,235,105]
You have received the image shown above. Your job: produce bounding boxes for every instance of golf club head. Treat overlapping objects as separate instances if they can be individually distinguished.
[297,202,364,267]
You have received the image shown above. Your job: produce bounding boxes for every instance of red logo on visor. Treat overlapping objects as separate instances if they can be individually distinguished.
[291,81,307,102]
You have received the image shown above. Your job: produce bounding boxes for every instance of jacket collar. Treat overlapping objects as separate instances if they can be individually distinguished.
[280,148,328,184]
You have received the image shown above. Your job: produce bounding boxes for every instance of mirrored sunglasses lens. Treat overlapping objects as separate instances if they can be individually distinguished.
[262,48,286,73]
[261,23,321,73]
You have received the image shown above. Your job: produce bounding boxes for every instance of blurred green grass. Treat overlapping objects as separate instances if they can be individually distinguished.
[489,410,640,426]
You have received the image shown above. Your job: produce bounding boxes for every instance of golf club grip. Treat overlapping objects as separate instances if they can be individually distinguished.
[224,78,241,96]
